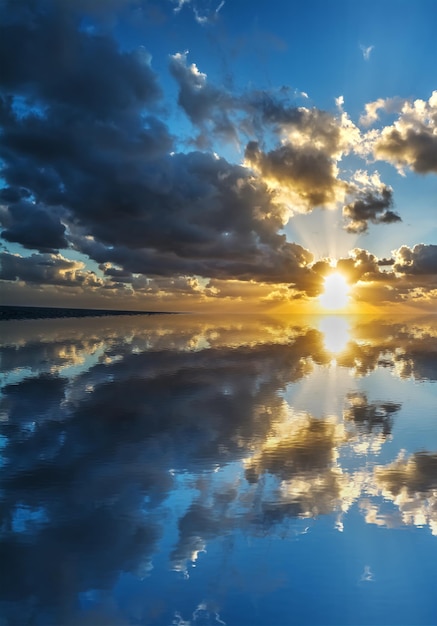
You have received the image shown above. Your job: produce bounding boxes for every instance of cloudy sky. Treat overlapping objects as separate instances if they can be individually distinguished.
[1,0,437,312]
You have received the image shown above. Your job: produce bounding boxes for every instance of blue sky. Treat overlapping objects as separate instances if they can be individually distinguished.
[1,0,437,312]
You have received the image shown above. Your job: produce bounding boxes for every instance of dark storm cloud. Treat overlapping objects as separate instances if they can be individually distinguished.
[0,1,318,287]
[244,88,309,133]
[393,244,437,275]
[0,186,31,203]
[100,264,134,283]
[0,1,161,118]
[0,0,173,262]
[0,251,102,287]
[378,257,395,266]
[68,151,315,283]
[169,51,237,146]
[1,200,67,252]
[342,186,401,234]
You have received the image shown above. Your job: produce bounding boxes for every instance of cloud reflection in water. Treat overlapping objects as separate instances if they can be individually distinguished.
[0,314,436,623]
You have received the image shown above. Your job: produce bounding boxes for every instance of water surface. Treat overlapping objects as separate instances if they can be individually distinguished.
[1,314,437,625]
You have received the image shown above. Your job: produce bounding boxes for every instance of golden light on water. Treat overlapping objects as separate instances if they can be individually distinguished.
[319,272,350,311]
[319,316,350,354]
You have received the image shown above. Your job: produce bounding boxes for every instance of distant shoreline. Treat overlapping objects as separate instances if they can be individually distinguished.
[0,305,177,321]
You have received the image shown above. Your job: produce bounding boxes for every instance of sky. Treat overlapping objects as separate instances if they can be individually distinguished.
[1,0,437,313]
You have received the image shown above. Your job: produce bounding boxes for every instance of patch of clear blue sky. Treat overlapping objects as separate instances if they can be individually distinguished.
[116,0,437,112]
[107,0,437,258]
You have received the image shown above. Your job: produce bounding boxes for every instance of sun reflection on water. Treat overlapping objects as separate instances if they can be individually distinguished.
[319,316,350,354]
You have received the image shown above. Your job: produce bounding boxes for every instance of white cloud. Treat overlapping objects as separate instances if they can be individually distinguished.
[172,0,191,13]
[359,96,406,127]
[368,91,437,173]
[360,44,374,61]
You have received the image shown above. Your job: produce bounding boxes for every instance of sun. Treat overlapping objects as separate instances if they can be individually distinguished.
[319,272,350,310]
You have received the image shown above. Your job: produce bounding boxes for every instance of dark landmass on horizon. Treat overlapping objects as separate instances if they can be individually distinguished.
[0,305,176,321]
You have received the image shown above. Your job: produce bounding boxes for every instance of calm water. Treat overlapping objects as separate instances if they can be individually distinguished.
[1,314,437,626]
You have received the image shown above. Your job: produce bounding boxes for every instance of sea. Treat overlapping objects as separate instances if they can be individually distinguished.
[0,309,436,625]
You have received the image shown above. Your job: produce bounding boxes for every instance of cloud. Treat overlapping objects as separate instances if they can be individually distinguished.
[372,451,437,535]
[246,91,359,155]
[359,97,406,127]
[172,0,192,12]
[1,373,68,426]
[0,316,340,614]
[170,53,369,222]
[245,140,343,211]
[0,1,424,308]
[171,0,224,25]
[0,374,164,622]
[343,186,400,233]
[336,245,437,308]
[393,243,437,274]
[0,8,161,119]
[343,392,401,437]
[341,170,401,234]
[356,244,437,308]
[68,150,316,284]
[169,51,237,146]
[4,240,437,311]
[2,310,437,620]
[0,251,103,288]
[193,0,225,25]
[0,200,67,252]
[370,92,437,173]
[0,4,318,291]
[360,44,374,61]
[244,413,346,483]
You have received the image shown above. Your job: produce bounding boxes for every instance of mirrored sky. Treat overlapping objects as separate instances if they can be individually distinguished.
[1,313,437,624]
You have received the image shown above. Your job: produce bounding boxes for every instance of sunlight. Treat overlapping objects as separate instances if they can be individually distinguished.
[319,272,350,311]
[319,316,350,354]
